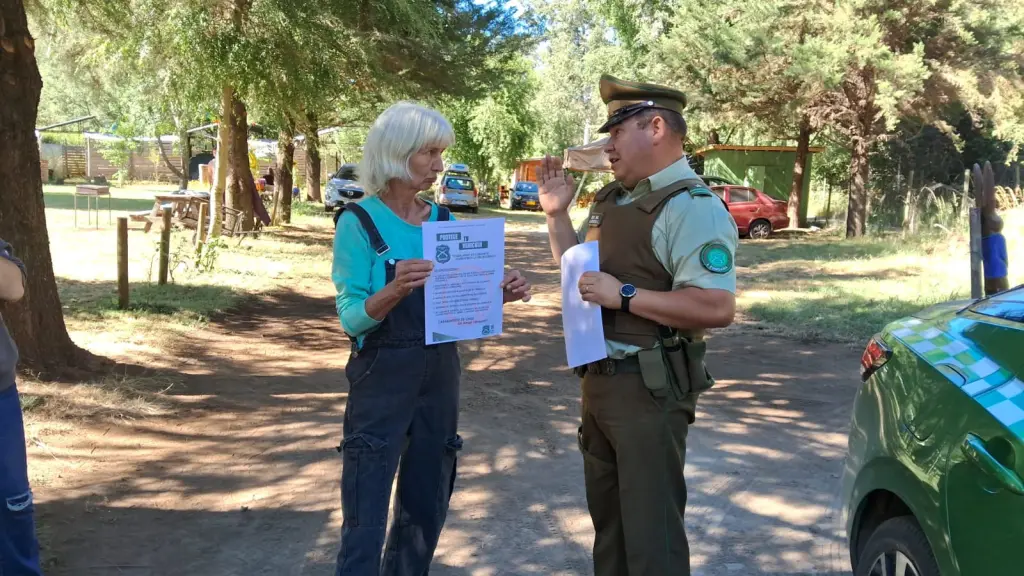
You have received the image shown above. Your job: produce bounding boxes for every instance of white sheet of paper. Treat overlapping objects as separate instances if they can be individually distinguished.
[560,241,607,368]
[423,218,505,345]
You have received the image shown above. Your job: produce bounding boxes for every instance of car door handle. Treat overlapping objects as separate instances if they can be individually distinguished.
[961,434,1024,495]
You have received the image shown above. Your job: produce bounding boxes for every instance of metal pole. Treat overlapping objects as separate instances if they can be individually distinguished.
[117,217,129,309]
[159,207,172,285]
[969,207,983,299]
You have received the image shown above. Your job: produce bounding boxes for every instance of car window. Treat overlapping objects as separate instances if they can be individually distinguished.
[711,188,726,200]
[971,286,1024,323]
[444,177,474,191]
[729,188,756,202]
[515,182,539,193]
[334,166,357,180]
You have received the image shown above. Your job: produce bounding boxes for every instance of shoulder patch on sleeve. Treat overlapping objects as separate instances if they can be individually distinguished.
[689,187,713,198]
[699,242,734,274]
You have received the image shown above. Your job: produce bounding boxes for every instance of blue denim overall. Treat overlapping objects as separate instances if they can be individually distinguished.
[335,204,462,576]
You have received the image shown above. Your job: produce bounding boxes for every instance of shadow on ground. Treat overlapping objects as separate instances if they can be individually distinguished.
[29,228,857,576]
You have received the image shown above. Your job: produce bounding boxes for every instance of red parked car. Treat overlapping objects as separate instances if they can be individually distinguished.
[710,185,790,239]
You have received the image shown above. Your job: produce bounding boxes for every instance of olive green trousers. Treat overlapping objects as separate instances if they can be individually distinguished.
[578,370,697,576]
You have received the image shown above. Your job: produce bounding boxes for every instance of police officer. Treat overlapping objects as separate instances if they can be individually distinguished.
[539,75,738,575]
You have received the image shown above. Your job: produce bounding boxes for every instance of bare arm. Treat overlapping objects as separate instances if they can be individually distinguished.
[0,251,25,303]
[364,282,407,321]
[364,260,433,321]
[630,286,735,330]
[546,213,579,265]
[578,271,735,330]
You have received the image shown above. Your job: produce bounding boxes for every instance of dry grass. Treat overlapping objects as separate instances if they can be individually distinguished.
[737,207,1024,343]
[19,372,181,431]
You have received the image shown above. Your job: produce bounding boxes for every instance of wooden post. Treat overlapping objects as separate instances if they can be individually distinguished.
[961,169,971,222]
[159,207,172,285]
[117,217,129,309]
[969,207,983,299]
[196,202,208,251]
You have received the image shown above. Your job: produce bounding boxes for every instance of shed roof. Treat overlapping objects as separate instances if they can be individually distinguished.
[693,144,826,156]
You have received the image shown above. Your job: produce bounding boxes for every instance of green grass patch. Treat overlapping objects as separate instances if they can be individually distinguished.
[19,394,45,412]
[291,199,333,219]
[43,190,157,213]
[746,285,960,342]
[61,280,242,327]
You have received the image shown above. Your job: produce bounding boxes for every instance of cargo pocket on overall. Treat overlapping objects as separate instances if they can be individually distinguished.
[340,432,389,527]
[437,435,463,512]
[345,347,380,387]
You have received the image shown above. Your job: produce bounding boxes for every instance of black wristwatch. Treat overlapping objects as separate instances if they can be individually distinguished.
[619,283,637,313]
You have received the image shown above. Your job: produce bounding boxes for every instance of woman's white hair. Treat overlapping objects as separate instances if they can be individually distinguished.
[359,101,455,197]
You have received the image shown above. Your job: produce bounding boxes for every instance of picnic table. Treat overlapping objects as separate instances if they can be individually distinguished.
[131,191,262,244]
[131,193,207,233]
[74,184,112,228]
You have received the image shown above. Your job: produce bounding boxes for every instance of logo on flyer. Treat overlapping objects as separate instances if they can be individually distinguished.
[435,244,451,264]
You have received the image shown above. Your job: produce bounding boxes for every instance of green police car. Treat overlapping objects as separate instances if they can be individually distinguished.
[842,286,1024,576]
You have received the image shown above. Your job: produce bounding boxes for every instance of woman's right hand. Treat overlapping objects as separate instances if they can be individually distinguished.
[391,259,434,297]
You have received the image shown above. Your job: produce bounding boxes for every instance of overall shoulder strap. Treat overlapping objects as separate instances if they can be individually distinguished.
[335,203,390,256]
[436,205,452,221]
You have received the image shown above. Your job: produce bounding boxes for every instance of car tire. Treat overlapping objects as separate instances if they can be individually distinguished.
[470,207,479,214]
[748,219,772,240]
[855,516,940,576]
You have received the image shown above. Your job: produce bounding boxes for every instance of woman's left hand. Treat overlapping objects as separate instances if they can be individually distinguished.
[501,269,532,304]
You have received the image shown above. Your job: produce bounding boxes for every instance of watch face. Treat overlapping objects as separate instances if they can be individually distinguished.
[620,284,637,298]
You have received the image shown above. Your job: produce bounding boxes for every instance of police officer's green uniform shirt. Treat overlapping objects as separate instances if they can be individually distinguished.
[576,157,739,359]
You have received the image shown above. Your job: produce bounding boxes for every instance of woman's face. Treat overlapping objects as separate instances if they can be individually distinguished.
[407,144,446,192]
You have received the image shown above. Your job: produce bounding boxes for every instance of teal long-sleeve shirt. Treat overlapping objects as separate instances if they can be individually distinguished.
[332,197,447,348]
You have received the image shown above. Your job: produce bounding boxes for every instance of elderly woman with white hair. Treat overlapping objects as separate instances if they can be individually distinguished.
[331,101,531,575]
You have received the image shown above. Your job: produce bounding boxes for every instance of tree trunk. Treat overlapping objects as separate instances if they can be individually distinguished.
[844,69,877,239]
[788,116,812,228]
[179,124,191,190]
[274,119,295,225]
[0,0,94,373]
[226,95,255,231]
[305,112,322,202]
[846,136,871,238]
[211,85,233,237]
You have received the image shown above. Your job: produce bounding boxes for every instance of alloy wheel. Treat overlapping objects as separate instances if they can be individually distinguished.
[749,221,772,239]
[868,550,920,576]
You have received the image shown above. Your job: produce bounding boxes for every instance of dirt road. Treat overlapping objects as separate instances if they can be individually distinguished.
[28,228,859,575]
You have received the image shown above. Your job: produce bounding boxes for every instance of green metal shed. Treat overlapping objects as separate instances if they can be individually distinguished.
[694,144,824,225]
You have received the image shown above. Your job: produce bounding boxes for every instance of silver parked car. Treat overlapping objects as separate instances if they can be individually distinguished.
[324,164,365,211]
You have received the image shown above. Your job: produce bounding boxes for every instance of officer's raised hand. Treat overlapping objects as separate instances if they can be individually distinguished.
[390,259,434,297]
[578,271,623,309]
[538,154,576,215]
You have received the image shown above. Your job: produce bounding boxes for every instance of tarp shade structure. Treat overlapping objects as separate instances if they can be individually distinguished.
[563,137,611,173]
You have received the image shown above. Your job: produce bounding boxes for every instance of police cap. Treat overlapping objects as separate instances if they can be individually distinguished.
[597,74,687,133]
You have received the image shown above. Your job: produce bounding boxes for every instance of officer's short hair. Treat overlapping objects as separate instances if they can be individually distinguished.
[360,101,455,197]
[634,108,687,140]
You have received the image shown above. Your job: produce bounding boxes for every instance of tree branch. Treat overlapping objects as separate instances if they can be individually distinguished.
[155,135,185,181]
